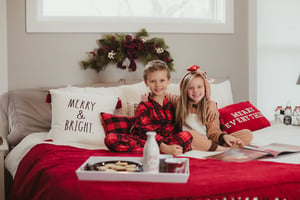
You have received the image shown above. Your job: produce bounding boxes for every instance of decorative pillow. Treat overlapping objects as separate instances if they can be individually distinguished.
[6,88,52,147]
[218,101,271,133]
[46,85,117,103]
[100,112,136,135]
[47,89,118,149]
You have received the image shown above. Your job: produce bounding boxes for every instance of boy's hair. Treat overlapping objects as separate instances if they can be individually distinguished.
[143,60,171,81]
[176,72,207,126]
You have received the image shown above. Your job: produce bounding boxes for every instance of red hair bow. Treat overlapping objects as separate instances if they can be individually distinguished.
[187,65,200,72]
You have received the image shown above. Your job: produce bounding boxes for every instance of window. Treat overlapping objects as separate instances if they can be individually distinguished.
[26,0,233,33]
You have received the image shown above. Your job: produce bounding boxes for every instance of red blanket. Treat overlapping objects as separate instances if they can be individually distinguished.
[10,143,300,200]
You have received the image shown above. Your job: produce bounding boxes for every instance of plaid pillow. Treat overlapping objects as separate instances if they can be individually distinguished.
[100,112,136,135]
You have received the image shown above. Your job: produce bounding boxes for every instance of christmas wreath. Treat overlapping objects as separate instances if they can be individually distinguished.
[81,28,174,72]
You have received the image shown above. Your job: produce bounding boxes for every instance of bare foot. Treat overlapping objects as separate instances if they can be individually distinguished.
[160,143,183,155]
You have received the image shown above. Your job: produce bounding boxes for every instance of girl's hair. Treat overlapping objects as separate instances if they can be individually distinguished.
[143,60,171,81]
[176,72,208,126]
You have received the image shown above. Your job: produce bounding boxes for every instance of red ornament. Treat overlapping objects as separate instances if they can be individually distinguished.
[187,65,200,72]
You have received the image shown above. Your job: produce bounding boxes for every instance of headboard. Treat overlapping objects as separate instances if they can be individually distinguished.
[0,79,233,148]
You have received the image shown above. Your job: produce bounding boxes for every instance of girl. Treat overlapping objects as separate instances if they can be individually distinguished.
[170,65,253,151]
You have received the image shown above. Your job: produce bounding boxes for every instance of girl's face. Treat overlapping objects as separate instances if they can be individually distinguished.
[187,76,205,103]
[145,70,170,97]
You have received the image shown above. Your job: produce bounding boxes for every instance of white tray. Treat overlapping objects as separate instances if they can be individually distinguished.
[76,156,189,183]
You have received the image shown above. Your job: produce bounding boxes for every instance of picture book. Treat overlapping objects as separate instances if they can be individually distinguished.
[206,143,300,162]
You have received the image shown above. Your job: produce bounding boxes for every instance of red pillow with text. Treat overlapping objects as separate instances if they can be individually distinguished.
[218,101,271,133]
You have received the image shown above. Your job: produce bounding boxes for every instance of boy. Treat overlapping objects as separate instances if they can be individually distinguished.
[104,60,193,155]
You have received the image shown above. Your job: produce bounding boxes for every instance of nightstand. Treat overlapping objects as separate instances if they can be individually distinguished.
[0,137,8,200]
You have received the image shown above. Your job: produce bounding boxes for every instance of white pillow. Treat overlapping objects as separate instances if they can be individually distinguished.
[166,83,180,95]
[114,80,233,115]
[114,81,149,116]
[47,89,118,149]
[210,80,233,108]
[166,80,233,108]
[163,80,233,109]
[116,81,182,116]
[57,85,117,96]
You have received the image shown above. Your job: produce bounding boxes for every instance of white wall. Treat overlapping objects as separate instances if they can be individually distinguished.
[0,0,7,94]
[6,0,250,104]
[257,0,300,119]
[248,0,257,107]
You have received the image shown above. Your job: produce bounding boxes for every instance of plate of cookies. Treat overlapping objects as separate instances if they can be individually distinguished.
[76,156,189,183]
[85,160,143,172]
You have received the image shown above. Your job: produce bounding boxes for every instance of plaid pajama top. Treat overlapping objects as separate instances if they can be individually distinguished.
[131,96,182,145]
[104,95,192,152]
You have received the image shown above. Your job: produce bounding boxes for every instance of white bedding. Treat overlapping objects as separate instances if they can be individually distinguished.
[5,123,300,178]
[184,124,300,163]
[5,132,50,177]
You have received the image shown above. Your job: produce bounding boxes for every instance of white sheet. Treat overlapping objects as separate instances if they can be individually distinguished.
[5,132,49,177]
[4,132,107,177]
[5,124,300,178]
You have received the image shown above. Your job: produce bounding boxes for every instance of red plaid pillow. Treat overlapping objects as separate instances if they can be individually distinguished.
[218,101,271,133]
[100,112,136,135]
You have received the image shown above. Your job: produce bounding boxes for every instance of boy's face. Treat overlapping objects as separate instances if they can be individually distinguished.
[145,70,171,97]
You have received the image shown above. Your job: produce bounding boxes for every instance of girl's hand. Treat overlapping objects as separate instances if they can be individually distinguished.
[206,101,219,122]
[141,93,149,102]
[223,134,244,148]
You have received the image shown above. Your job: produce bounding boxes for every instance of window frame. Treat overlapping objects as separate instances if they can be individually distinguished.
[26,0,234,33]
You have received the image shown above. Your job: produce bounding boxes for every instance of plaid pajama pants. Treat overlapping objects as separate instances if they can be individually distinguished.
[104,131,192,153]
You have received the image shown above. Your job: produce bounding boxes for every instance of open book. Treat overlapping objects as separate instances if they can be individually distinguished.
[206,143,300,162]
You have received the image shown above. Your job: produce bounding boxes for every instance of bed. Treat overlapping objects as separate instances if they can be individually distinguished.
[1,79,300,200]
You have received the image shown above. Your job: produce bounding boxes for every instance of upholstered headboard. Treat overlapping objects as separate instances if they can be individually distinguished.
[0,79,233,148]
